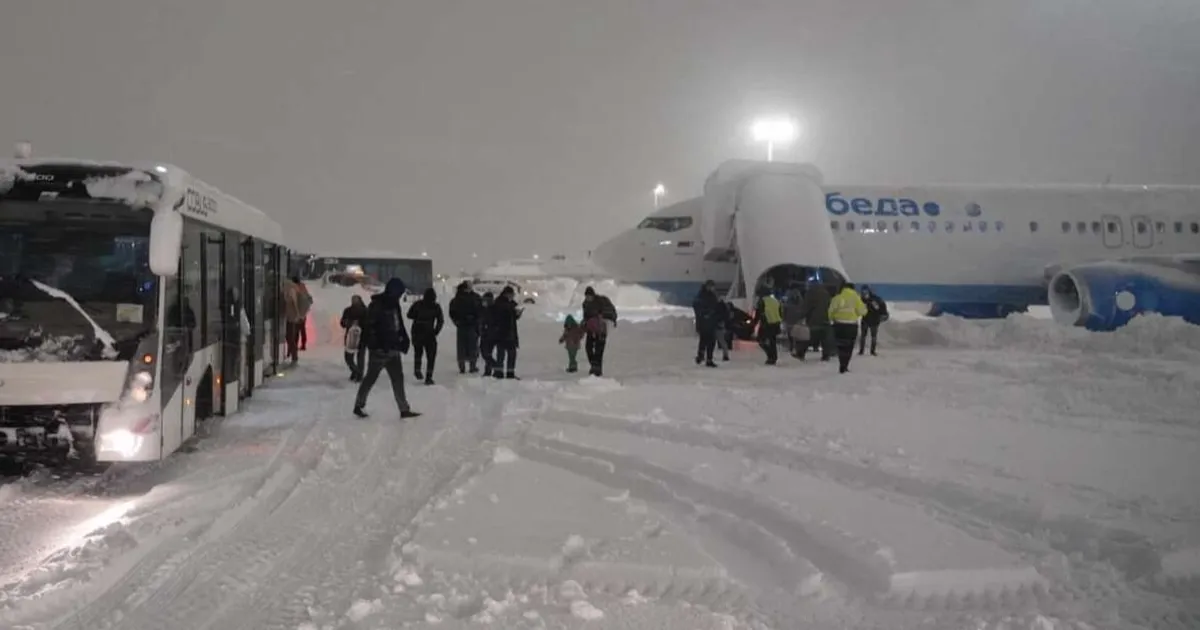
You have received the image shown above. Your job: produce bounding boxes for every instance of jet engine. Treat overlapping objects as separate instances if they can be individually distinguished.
[1047,259,1200,331]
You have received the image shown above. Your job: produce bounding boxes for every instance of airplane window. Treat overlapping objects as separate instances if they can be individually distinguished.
[1106,221,1118,233]
[677,241,693,248]
[910,221,921,232]
[1155,221,1165,233]
[830,221,840,231]
[945,221,955,233]
[979,221,988,233]
[996,221,1005,232]
[1061,221,1071,233]
[876,220,888,232]
[1191,222,1199,234]
[928,220,937,233]
[1091,221,1101,234]
[847,220,856,231]
[1135,221,1147,234]
[962,221,973,232]
[637,216,693,232]
[1076,221,1086,233]
[1174,221,1183,233]
[893,220,902,232]
[1029,221,1038,232]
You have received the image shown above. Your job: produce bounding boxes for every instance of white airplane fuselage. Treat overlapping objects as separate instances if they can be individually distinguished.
[592,170,1200,329]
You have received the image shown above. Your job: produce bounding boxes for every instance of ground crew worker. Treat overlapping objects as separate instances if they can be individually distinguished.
[754,287,784,365]
[828,281,868,374]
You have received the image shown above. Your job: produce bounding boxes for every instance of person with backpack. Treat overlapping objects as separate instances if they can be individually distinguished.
[448,281,483,374]
[753,287,784,365]
[858,285,889,356]
[340,294,368,382]
[407,287,445,385]
[581,286,618,376]
[353,278,421,419]
[488,286,522,379]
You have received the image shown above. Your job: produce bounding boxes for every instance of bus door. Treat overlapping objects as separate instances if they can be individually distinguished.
[242,237,258,395]
[221,233,243,412]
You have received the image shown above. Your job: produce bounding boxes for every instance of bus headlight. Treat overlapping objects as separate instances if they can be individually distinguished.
[129,370,154,403]
[99,429,143,458]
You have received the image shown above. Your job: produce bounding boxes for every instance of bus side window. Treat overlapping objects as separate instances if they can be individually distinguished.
[160,275,190,398]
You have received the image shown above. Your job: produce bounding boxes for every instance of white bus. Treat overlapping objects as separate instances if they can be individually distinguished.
[0,159,292,464]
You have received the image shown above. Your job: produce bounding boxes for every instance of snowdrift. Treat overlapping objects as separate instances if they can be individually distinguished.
[881,312,1200,358]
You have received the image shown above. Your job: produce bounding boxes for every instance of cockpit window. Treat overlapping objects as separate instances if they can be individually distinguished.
[637,216,693,232]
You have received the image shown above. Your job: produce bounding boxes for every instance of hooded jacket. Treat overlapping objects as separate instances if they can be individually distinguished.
[407,288,445,339]
[487,290,521,345]
[692,286,720,332]
[861,289,889,325]
[559,314,586,349]
[340,296,368,329]
[363,279,411,353]
[448,284,483,329]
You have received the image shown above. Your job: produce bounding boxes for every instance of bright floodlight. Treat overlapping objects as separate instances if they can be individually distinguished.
[653,182,666,208]
[750,117,799,161]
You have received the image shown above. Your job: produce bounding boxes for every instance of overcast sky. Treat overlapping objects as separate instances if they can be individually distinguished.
[2,0,1197,271]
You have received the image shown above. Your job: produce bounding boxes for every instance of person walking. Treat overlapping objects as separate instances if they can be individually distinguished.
[559,314,586,373]
[282,277,305,364]
[340,294,368,381]
[714,296,732,362]
[292,276,313,351]
[448,281,482,374]
[353,279,421,419]
[753,287,784,365]
[796,281,834,361]
[828,281,868,374]
[407,287,445,385]
[580,286,618,376]
[858,285,889,356]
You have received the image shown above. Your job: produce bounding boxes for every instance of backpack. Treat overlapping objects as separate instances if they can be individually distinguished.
[345,324,362,352]
[597,295,617,322]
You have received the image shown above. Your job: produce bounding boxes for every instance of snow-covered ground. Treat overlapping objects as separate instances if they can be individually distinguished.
[1,288,1199,629]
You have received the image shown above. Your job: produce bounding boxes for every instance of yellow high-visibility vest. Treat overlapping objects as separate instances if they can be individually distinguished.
[829,288,867,323]
[760,295,783,324]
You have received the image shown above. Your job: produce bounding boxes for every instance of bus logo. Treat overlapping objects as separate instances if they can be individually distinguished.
[184,188,217,217]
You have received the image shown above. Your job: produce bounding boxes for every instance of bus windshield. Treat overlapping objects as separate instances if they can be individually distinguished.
[0,200,157,363]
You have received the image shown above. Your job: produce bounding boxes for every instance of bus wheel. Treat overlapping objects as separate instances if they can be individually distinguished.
[196,370,214,421]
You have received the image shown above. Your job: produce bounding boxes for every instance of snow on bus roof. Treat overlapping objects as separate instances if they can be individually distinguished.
[0,158,284,244]
[311,250,431,261]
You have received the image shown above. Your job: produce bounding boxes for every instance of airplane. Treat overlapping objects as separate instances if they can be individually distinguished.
[590,160,1200,331]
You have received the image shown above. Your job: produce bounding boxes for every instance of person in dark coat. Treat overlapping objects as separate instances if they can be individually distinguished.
[340,294,369,382]
[796,282,834,361]
[353,278,420,419]
[713,296,732,361]
[407,287,445,385]
[487,286,521,379]
[448,281,483,374]
[858,285,889,356]
[478,291,497,376]
[580,286,618,377]
[692,280,720,367]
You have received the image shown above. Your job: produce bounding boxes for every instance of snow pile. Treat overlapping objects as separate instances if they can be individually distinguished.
[0,164,21,194]
[882,311,1200,358]
[618,315,698,337]
[0,335,94,363]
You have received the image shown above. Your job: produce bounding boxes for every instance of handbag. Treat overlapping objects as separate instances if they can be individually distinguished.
[790,323,811,342]
[345,325,362,352]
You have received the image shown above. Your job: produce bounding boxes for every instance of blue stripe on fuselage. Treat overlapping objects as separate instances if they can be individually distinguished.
[637,281,1047,308]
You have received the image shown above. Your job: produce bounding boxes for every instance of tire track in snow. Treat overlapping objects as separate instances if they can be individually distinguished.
[546,407,1162,581]
[37,384,338,630]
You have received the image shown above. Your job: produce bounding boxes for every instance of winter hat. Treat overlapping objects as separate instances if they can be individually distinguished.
[384,278,407,297]
[565,314,578,326]
[501,286,515,297]
[423,287,437,300]
[584,286,595,297]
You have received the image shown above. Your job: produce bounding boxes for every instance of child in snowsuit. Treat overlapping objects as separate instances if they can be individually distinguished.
[559,314,586,373]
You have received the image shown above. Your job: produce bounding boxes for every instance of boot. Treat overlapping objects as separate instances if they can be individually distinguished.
[493,370,504,379]
[353,406,369,418]
[424,377,435,386]
[505,371,518,380]
[400,410,421,419]
[469,364,479,374]
[414,369,424,381]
